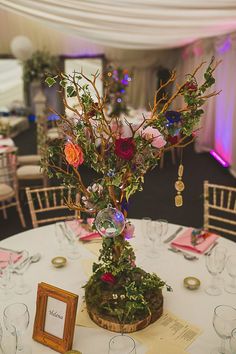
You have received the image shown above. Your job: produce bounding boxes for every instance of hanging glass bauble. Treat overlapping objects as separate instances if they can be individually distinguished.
[95,205,125,238]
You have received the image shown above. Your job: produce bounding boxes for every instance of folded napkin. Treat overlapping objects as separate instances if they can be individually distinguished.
[171,228,219,254]
[65,219,101,242]
[0,249,23,269]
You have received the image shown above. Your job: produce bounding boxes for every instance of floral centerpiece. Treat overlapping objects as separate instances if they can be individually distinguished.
[43,59,219,332]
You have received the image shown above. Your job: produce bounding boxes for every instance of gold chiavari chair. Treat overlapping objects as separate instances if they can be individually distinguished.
[204,181,236,237]
[26,186,79,228]
[0,149,26,227]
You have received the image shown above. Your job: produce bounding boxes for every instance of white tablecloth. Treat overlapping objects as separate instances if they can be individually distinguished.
[0,221,235,354]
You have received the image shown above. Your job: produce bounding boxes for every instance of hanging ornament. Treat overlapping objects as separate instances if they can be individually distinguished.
[175,163,185,207]
[95,204,125,238]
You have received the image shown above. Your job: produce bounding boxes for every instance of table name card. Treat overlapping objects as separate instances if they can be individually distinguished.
[33,282,78,353]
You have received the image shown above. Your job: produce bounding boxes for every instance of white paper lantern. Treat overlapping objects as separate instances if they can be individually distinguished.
[10,36,34,61]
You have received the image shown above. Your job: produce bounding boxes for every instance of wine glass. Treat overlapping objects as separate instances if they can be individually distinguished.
[108,334,136,354]
[212,305,236,354]
[0,322,5,354]
[225,254,236,294]
[0,253,15,301]
[146,219,162,257]
[230,328,236,353]
[54,222,66,252]
[157,219,168,248]
[63,219,81,260]
[141,217,151,247]
[3,303,30,354]
[205,246,227,296]
[14,251,31,295]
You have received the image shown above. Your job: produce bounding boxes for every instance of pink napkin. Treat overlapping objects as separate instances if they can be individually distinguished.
[171,228,219,254]
[65,219,101,242]
[0,249,23,269]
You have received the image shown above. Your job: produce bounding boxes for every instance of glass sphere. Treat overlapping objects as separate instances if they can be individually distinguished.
[95,205,125,238]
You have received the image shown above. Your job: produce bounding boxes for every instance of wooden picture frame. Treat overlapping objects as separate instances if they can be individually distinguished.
[33,282,78,353]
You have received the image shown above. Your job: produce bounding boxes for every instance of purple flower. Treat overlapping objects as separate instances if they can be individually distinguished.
[165,111,181,124]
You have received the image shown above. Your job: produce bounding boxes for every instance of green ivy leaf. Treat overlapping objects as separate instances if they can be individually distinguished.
[45,76,57,87]
[67,85,77,97]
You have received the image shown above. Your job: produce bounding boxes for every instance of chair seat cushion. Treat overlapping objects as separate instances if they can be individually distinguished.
[0,183,15,201]
[18,155,41,165]
[17,165,43,179]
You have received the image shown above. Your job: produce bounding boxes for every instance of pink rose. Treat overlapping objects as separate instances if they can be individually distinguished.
[101,272,116,285]
[123,221,135,239]
[141,126,166,148]
[64,142,84,168]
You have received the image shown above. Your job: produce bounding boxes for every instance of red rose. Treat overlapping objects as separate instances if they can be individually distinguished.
[185,81,198,91]
[101,272,116,284]
[168,135,178,145]
[115,138,135,160]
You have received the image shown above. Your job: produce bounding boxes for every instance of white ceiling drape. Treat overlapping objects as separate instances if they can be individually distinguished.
[1,0,236,50]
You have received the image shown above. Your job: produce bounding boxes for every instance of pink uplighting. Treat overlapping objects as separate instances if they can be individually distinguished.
[210,150,229,168]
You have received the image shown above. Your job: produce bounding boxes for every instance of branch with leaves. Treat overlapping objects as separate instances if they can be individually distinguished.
[43,58,219,216]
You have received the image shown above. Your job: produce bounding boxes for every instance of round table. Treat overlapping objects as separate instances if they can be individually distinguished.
[0,220,235,354]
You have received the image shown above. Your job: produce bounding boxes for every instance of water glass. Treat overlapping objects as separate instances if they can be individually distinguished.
[0,322,4,354]
[230,328,236,353]
[3,303,30,354]
[212,305,236,354]
[63,220,81,260]
[225,254,236,294]
[14,250,31,295]
[0,254,15,301]
[108,334,136,354]
[147,220,162,257]
[141,217,152,247]
[205,246,227,296]
[157,219,168,248]
[54,222,66,251]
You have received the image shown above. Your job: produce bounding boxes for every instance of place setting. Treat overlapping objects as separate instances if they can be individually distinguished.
[0,247,41,299]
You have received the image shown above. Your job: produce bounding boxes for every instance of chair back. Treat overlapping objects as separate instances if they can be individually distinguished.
[0,148,18,187]
[204,180,236,237]
[26,186,79,228]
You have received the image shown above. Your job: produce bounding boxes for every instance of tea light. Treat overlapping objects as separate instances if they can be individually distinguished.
[51,256,67,268]
[183,277,200,290]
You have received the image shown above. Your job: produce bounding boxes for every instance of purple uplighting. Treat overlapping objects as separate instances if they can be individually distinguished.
[210,150,229,167]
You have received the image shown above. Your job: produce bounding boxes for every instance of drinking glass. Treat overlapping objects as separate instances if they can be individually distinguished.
[63,220,81,260]
[14,251,31,295]
[146,219,162,257]
[3,303,30,354]
[108,334,136,354]
[54,222,66,251]
[205,246,227,296]
[212,305,236,354]
[225,255,236,294]
[0,254,15,301]
[157,219,168,248]
[0,322,5,354]
[230,328,236,353]
[141,217,151,247]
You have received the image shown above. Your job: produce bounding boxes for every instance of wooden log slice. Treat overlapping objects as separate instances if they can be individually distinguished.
[87,307,152,333]
[86,290,163,333]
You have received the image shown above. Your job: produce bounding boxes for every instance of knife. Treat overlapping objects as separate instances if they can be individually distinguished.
[204,241,218,256]
[163,227,183,243]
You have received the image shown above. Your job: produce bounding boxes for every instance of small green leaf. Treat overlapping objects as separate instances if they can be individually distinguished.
[59,79,67,88]
[45,76,57,87]
[67,85,77,97]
